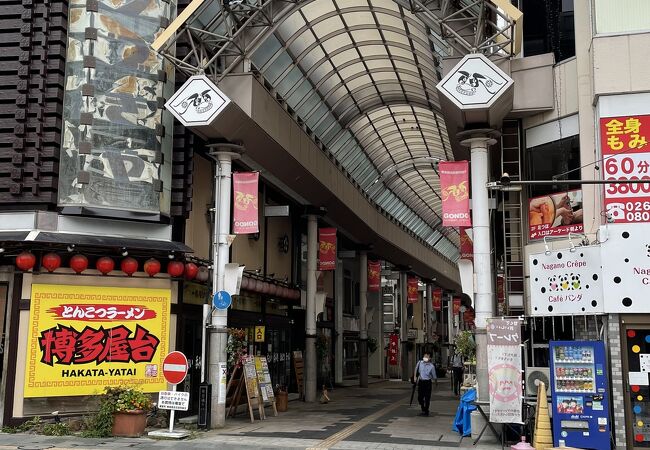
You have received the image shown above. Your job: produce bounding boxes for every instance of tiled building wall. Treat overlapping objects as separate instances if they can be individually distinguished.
[608,314,627,449]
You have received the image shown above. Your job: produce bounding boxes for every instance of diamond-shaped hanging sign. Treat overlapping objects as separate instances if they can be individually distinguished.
[436,53,513,111]
[165,75,231,127]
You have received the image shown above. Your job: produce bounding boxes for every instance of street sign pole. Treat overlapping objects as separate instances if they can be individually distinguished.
[169,383,176,434]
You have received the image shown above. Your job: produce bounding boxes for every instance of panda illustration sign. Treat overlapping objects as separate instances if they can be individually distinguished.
[529,245,604,316]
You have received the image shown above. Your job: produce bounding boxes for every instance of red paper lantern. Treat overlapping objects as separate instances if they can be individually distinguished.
[196,266,209,282]
[184,262,199,280]
[240,277,249,290]
[268,284,278,296]
[280,287,289,298]
[144,258,161,277]
[96,256,114,275]
[292,289,302,300]
[167,260,184,277]
[70,254,88,274]
[15,251,36,271]
[121,257,138,276]
[41,253,61,273]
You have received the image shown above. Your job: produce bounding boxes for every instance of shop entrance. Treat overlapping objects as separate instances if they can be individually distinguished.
[180,312,203,416]
[622,316,650,448]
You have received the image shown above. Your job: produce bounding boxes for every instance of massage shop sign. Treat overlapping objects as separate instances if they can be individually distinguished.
[24,284,170,398]
[487,318,522,423]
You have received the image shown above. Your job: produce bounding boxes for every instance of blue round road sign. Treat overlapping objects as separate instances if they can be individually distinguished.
[213,290,232,310]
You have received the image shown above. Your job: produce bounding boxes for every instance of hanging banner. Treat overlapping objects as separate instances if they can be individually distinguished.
[528,189,583,240]
[460,227,474,261]
[232,172,259,234]
[388,333,399,366]
[439,161,471,227]
[600,114,650,224]
[452,296,461,315]
[25,284,170,398]
[407,277,419,304]
[318,228,337,271]
[487,318,522,423]
[432,288,442,311]
[368,261,381,292]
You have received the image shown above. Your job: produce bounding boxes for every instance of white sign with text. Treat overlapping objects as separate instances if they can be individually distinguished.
[601,223,650,312]
[529,245,604,316]
[158,390,190,411]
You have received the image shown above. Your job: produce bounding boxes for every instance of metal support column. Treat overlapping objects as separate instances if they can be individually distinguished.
[400,272,409,381]
[305,214,318,402]
[207,146,241,428]
[359,250,368,388]
[461,134,497,402]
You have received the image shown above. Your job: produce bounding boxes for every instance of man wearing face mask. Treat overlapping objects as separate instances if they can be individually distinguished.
[413,352,437,416]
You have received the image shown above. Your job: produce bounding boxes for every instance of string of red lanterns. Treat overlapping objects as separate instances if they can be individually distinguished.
[11,252,300,298]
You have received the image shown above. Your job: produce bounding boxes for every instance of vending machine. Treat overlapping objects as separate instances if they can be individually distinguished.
[549,341,611,450]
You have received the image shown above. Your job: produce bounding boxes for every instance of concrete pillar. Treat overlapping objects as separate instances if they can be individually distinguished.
[334,257,344,384]
[463,135,497,402]
[305,214,318,402]
[400,272,409,381]
[359,251,368,388]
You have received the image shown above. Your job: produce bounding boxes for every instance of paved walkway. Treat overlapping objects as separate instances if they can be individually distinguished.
[0,380,503,450]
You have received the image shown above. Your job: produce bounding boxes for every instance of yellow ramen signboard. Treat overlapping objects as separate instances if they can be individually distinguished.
[24,284,170,398]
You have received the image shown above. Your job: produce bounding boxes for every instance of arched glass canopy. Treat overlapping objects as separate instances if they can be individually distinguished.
[251,0,459,259]
[153,0,520,263]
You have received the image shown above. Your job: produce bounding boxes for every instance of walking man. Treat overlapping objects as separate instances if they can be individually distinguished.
[413,352,436,416]
[451,349,464,396]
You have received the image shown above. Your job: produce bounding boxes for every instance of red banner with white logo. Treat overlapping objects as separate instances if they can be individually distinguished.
[318,228,337,271]
[388,333,399,366]
[232,172,259,234]
[460,227,473,261]
[368,261,381,292]
[432,288,442,311]
[453,296,461,315]
[407,277,419,304]
[439,161,471,227]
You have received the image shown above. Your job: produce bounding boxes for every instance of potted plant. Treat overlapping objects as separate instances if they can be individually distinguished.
[226,328,248,373]
[100,386,153,437]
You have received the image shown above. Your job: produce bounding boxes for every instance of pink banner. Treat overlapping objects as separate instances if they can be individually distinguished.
[388,334,399,366]
[232,172,259,234]
[368,261,381,292]
[432,288,442,311]
[318,228,337,271]
[439,161,471,227]
[459,226,473,261]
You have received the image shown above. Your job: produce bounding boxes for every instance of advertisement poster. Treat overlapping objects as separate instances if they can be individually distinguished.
[368,261,381,292]
[487,318,522,423]
[460,227,473,261]
[600,114,650,224]
[528,189,584,240]
[318,228,337,271]
[432,288,442,311]
[232,172,259,234]
[407,277,419,304]
[24,284,170,398]
[439,161,471,227]
[388,334,399,366]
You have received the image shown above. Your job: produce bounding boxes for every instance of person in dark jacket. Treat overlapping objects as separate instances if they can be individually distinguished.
[413,352,437,416]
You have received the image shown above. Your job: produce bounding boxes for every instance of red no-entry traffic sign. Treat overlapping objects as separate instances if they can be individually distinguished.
[162,351,188,385]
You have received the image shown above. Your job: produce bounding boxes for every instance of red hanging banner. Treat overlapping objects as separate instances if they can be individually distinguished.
[368,261,381,292]
[439,161,471,227]
[452,296,461,315]
[432,288,442,311]
[459,226,474,262]
[407,277,419,304]
[388,333,399,366]
[232,172,259,234]
[318,228,337,271]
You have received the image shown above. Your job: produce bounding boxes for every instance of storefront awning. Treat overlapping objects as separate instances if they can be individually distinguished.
[0,230,193,253]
